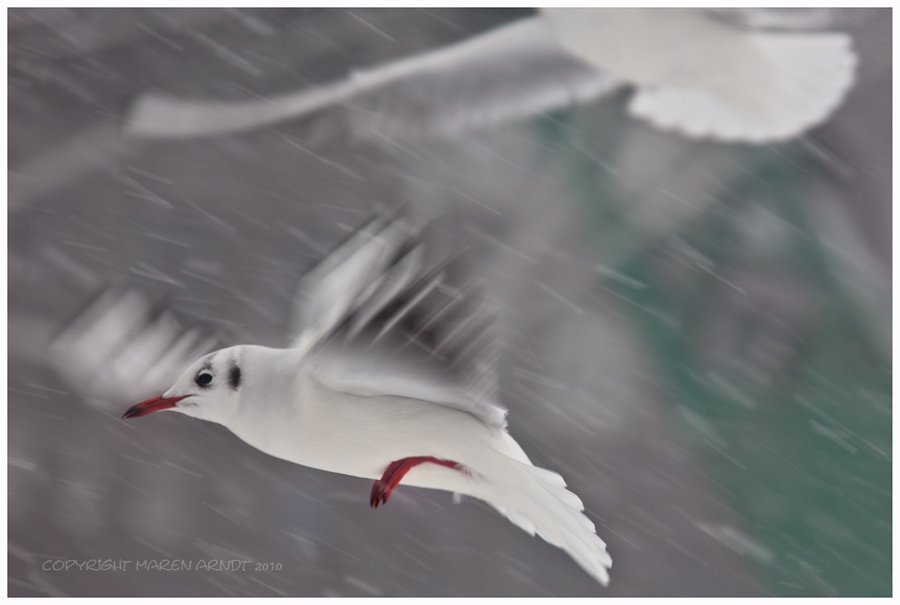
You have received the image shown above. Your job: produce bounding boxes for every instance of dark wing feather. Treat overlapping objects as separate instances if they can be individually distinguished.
[291,218,506,427]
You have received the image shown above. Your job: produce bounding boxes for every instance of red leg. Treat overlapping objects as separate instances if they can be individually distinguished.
[370,456,465,508]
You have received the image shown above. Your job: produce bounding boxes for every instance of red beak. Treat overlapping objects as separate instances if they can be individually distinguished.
[122,395,187,419]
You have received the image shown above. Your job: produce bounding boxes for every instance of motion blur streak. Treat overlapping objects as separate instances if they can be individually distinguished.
[8,8,890,597]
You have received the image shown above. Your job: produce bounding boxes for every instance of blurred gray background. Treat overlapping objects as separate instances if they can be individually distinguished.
[8,8,891,596]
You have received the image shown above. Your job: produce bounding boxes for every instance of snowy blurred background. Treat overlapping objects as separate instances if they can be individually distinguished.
[8,8,890,596]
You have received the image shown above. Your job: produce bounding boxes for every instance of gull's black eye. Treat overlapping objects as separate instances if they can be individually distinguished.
[195,372,213,387]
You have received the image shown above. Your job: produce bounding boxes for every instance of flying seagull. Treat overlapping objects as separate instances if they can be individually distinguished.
[122,217,614,586]
[125,8,856,143]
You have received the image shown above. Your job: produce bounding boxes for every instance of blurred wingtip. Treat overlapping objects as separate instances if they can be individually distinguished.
[50,285,223,409]
[124,94,203,139]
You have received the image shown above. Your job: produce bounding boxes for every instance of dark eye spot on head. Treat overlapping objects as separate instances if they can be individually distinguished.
[195,372,213,388]
[228,365,241,391]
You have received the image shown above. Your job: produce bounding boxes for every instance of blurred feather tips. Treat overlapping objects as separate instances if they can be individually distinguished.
[51,286,221,407]
[291,216,507,427]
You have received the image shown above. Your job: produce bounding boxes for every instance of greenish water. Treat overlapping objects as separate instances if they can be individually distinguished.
[545,107,891,596]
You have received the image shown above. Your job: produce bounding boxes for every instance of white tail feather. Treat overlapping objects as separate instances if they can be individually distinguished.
[477,457,611,586]
[489,503,538,536]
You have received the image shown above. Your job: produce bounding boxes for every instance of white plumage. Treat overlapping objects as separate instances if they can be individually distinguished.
[123,218,613,586]
[545,8,856,142]
[125,8,856,143]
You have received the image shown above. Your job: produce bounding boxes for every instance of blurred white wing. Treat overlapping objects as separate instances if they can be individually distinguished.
[287,216,411,352]
[289,217,506,427]
[50,286,221,408]
[542,8,857,142]
[126,8,856,144]
[341,20,620,138]
[126,17,619,140]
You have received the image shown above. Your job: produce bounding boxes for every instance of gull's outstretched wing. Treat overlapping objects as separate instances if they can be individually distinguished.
[289,217,506,427]
[125,9,855,144]
[125,16,619,141]
[287,216,412,352]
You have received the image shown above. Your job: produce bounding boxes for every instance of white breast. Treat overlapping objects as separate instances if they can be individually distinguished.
[226,369,520,495]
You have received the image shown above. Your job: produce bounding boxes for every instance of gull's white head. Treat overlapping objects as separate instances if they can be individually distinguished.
[123,345,246,426]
